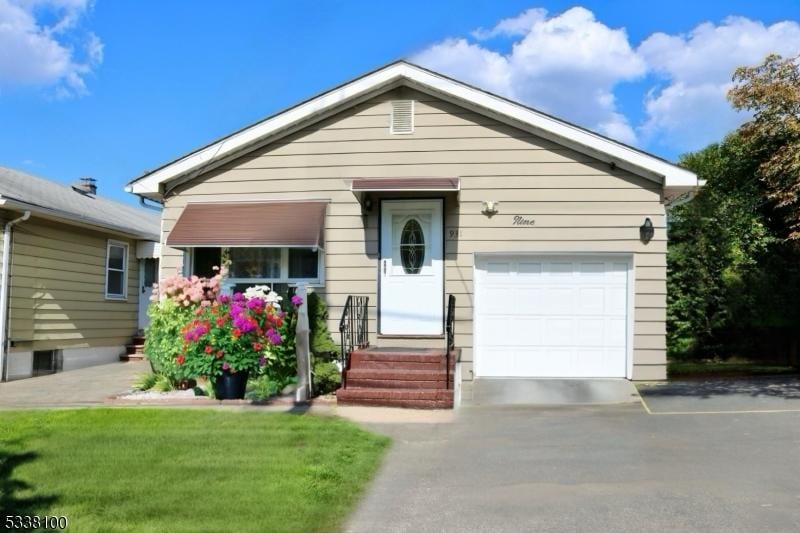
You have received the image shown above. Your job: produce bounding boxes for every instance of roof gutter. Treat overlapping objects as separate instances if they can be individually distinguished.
[0,197,158,241]
[1,209,30,381]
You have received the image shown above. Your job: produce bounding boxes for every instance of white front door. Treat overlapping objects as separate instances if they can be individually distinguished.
[380,200,444,335]
[475,255,630,378]
[138,258,159,330]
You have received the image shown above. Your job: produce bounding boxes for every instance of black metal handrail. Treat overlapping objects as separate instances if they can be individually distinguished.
[339,295,369,388]
[445,294,456,389]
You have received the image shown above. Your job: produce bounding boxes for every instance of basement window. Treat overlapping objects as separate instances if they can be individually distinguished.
[32,350,60,376]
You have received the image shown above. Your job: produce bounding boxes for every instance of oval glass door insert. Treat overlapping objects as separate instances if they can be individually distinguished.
[400,219,425,274]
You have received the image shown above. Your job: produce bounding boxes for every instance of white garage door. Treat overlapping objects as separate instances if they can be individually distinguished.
[475,255,630,378]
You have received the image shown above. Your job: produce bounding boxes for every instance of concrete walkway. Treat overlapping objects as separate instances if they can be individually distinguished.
[0,361,147,408]
[347,403,800,532]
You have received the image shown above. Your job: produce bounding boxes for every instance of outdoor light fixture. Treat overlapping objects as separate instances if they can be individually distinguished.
[640,217,654,243]
[482,201,499,217]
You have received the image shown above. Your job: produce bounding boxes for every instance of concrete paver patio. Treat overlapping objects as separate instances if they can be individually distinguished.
[0,361,147,408]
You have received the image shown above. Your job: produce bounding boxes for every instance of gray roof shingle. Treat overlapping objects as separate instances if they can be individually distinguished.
[0,166,160,240]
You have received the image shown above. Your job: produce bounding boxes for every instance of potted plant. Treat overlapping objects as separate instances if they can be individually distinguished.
[179,289,296,400]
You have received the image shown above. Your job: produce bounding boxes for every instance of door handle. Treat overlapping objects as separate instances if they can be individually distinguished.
[383,260,386,275]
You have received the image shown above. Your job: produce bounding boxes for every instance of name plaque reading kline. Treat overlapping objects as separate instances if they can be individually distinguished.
[512,216,535,226]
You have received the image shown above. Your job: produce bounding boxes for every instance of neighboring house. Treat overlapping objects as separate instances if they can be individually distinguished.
[126,61,699,405]
[0,167,161,380]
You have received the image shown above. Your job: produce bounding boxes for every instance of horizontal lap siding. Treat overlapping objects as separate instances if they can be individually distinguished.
[162,87,667,380]
[8,218,139,351]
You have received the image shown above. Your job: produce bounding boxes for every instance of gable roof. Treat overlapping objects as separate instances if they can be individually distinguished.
[126,60,698,199]
[0,166,160,240]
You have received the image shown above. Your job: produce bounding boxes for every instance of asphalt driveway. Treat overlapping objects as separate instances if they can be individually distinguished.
[348,382,800,532]
[638,376,800,413]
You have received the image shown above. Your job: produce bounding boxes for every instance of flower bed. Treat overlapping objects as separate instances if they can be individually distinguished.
[143,275,301,399]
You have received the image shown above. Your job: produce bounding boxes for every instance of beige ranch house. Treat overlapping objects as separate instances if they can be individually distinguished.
[127,61,699,407]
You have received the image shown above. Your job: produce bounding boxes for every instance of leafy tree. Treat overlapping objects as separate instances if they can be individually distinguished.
[729,54,800,239]
[668,54,800,364]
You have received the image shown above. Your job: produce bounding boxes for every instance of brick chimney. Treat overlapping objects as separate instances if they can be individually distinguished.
[72,177,97,195]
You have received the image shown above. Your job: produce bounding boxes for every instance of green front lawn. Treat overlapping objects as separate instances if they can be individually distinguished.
[668,360,798,378]
[0,409,389,533]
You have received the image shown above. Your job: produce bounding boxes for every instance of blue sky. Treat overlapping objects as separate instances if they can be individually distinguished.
[1,0,799,206]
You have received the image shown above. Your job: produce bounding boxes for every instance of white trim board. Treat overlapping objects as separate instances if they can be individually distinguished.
[127,61,698,199]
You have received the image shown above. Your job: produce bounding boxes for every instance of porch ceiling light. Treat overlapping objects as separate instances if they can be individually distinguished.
[640,217,654,243]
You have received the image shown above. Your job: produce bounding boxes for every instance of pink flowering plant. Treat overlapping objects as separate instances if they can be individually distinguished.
[178,291,301,383]
[151,269,222,306]
[143,270,222,382]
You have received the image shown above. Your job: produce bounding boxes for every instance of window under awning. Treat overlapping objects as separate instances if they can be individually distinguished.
[166,201,327,248]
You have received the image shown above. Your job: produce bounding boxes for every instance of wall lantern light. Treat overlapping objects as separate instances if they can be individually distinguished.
[640,217,654,243]
[482,201,499,217]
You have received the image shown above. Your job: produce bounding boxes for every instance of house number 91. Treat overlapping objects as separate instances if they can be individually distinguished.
[447,229,462,239]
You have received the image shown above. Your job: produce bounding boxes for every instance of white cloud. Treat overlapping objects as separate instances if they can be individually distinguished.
[412,7,800,153]
[638,16,800,150]
[413,7,645,145]
[471,7,547,40]
[414,38,511,96]
[0,0,103,97]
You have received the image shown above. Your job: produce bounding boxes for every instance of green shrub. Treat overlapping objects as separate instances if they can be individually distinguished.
[312,360,341,395]
[308,291,339,359]
[143,299,194,382]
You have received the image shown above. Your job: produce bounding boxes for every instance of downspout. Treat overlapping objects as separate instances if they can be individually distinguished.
[0,210,31,381]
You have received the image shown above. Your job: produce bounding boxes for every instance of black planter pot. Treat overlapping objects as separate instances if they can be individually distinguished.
[214,369,249,400]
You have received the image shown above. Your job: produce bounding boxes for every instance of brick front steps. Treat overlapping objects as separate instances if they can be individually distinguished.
[336,347,457,409]
[120,334,146,362]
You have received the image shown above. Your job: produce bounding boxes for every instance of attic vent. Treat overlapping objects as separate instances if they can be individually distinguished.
[390,100,414,134]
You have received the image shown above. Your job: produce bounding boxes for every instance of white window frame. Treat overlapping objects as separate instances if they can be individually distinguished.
[186,246,325,293]
[105,240,129,300]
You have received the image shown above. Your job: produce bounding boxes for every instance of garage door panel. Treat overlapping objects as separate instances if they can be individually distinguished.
[579,262,605,278]
[576,319,604,346]
[480,316,542,347]
[544,288,573,313]
[608,318,627,345]
[607,287,627,314]
[518,261,543,275]
[486,261,511,274]
[546,262,573,275]
[482,287,517,313]
[610,261,629,276]
[542,318,573,345]
[476,254,630,378]
[514,288,545,314]
[577,287,604,314]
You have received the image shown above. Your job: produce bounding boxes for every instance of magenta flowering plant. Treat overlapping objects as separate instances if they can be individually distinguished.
[178,291,298,383]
